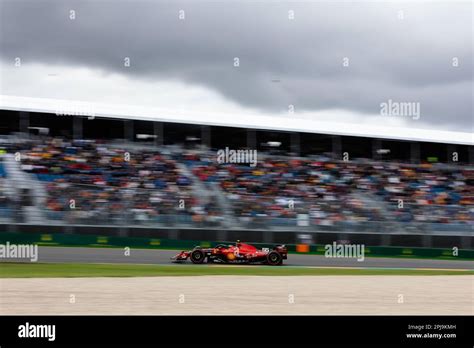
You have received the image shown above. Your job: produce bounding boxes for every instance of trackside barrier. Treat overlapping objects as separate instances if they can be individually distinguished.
[2,223,473,249]
[0,232,473,260]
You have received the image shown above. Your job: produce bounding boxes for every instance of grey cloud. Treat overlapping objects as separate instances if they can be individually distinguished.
[0,0,472,131]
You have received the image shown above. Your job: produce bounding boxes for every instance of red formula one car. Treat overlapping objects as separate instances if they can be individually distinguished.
[171,241,287,266]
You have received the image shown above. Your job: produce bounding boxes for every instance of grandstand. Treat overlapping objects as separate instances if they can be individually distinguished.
[0,106,472,250]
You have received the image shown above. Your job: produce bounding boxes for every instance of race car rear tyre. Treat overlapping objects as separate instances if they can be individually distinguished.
[190,249,205,264]
[267,251,282,266]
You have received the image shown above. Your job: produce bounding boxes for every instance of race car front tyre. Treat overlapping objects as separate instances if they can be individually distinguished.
[190,249,206,264]
[266,251,282,266]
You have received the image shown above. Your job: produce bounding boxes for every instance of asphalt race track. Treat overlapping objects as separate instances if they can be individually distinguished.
[17,246,474,270]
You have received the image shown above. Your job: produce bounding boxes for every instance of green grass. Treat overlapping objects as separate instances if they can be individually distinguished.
[0,262,473,278]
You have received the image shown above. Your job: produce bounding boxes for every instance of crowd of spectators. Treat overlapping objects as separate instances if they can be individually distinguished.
[186,152,473,227]
[377,162,473,224]
[7,136,473,229]
[18,138,220,225]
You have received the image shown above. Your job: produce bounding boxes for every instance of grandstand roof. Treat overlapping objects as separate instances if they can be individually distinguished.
[1,95,472,146]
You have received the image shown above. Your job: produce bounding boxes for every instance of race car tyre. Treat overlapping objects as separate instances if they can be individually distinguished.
[190,249,206,264]
[266,251,282,266]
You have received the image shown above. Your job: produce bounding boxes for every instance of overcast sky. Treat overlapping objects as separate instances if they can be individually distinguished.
[0,0,472,135]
